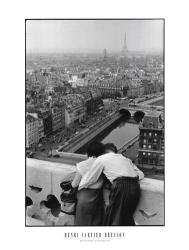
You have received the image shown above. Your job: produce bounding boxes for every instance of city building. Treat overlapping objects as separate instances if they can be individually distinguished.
[127,85,145,98]
[38,118,45,142]
[64,94,86,128]
[76,87,94,116]
[102,98,118,113]
[69,75,87,88]
[51,106,65,133]
[138,112,164,167]
[26,113,41,148]
[89,79,128,99]
[28,113,45,142]
[37,109,53,136]
[89,88,103,112]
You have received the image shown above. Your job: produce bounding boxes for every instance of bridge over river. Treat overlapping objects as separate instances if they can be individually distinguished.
[119,99,163,121]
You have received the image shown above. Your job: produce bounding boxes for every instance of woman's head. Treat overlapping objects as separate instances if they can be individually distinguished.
[104,143,118,153]
[86,141,105,157]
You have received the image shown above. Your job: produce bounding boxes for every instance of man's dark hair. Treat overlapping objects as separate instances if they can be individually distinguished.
[86,141,105,157]
[104,143,118,153]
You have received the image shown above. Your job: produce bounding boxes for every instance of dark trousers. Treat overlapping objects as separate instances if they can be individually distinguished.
[75,188,104,226]
[103,177,140,226]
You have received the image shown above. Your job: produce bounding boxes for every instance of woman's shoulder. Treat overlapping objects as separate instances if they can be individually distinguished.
[77,157,95,172]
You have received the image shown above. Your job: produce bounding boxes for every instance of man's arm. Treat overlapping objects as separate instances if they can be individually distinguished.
[79,158,104,190]
[134,165,144,180]
[128,159,144,180]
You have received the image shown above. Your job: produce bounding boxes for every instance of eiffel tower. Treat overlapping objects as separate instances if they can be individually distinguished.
[122,32,128,57]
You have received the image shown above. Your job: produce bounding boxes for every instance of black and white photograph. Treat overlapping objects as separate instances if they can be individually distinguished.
[2,0,189,248]
[25,19,164,226]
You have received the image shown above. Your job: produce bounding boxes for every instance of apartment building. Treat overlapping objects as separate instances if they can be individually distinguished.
[138,112,164,167]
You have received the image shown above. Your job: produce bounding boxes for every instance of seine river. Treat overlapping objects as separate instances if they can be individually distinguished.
[77,117,139,154]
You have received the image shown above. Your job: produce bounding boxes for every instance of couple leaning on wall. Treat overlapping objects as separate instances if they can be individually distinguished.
[68,141,144,226]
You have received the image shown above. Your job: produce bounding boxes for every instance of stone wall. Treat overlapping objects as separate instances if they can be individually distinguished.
[26,156,164,226]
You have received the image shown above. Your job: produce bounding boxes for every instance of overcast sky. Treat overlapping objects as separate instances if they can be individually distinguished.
[26,19,164,53]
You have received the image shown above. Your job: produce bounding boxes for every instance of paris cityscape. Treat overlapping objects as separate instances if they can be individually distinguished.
[26,19,164,226]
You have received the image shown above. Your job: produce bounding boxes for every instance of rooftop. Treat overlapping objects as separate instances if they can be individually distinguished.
[26,113,38,123]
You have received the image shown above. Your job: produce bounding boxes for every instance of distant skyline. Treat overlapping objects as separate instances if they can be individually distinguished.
[26,19,164,54]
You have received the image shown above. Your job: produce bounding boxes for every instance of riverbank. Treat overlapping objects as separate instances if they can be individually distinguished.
[61,112,122,153]
[148,98,164,107]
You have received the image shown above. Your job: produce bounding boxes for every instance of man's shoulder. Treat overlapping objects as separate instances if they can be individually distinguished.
[96,153,113,161]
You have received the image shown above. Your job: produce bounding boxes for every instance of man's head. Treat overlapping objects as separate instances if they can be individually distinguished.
[104,143,118,153]
[86,141,105,157]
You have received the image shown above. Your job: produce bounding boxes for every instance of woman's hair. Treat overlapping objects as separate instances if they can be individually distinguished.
[86,141,105,157]
[104,143,118,153]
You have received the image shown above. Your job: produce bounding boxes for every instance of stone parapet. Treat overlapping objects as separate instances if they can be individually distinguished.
[26,156,164,226]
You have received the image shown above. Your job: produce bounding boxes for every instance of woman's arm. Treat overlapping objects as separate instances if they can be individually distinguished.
[72,171,82,188]
[79,158,104,190]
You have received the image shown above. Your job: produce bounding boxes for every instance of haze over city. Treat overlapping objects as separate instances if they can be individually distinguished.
[26,19,163,54]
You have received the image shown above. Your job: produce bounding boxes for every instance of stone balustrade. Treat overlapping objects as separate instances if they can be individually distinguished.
[26,154,164,226]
